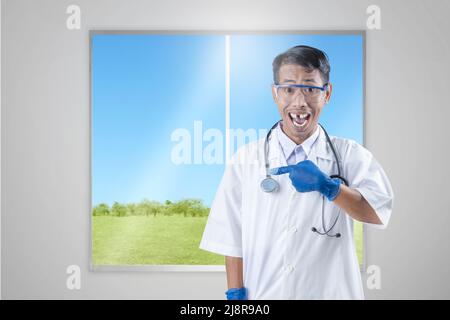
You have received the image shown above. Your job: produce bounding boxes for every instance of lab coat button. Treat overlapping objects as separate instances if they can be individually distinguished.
[285,265,294,273]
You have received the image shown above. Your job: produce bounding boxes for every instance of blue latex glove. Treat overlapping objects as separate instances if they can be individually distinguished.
[225,287,247,300]
[270,160,342,201]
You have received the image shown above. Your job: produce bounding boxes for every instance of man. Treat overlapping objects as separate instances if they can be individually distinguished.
[199,45,394,300]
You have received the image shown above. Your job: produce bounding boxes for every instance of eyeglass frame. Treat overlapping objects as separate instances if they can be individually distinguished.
[273,83,329,102]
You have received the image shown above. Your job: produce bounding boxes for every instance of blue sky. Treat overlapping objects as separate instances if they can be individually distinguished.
[92,33,363,207]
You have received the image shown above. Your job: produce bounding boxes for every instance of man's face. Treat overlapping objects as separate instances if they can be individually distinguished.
[272,64,332,144]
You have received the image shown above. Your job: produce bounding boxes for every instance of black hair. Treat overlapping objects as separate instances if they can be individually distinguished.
[272,45,330,85]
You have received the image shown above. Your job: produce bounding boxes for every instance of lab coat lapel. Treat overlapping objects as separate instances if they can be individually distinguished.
[267,125,288,168]
[306,125,333,165]
[263,127,293,192]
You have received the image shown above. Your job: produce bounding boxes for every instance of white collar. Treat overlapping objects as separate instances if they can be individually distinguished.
[267,122,333,165]
[276,121,320,160]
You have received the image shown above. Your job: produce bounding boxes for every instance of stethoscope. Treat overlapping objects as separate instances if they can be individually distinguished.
[260,121,349,238]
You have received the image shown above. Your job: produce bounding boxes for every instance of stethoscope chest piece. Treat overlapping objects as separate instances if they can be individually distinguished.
[260,177,280,193]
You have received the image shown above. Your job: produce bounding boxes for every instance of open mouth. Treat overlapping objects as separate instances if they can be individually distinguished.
[289,112,311,128]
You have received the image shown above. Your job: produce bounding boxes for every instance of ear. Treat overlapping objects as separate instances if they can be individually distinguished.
[325,83,333,103]
[271,85,278,102]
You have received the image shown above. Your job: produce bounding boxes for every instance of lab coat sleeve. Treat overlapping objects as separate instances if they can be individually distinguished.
[344,141,394,229]
[199,151,243,257]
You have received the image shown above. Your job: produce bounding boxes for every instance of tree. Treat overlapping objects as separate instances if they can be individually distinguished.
[92,203,110,216]
[126,203,137,216]
[111,202,127,217]
[93,199,210,217]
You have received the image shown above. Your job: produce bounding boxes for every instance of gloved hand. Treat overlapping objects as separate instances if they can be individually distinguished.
[270,160,342,201]
[225,287,247,300]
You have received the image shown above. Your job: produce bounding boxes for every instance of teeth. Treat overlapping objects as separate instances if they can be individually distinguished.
[289,112,309,128]
[289,112,309,119]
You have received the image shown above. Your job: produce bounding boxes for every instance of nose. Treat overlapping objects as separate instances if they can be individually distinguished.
[290,89,308,107]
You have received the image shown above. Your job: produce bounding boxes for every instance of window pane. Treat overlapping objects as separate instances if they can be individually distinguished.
[92,34,225,265]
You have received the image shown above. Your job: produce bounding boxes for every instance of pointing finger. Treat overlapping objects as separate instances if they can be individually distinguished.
[269,165,293,175]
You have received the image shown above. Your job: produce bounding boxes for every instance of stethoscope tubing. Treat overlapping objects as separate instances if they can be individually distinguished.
[262,120,348,238]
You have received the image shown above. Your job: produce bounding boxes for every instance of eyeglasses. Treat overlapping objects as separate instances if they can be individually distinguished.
[274,83,328,103]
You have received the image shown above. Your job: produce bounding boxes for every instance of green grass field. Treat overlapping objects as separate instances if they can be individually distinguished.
[354,221,363,265]
[92,215,223,265]
[92,215,363,265]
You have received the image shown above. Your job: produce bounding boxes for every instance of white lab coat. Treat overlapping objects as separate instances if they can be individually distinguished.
[199,125,394,299]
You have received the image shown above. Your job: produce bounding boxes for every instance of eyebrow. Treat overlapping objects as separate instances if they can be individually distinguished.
[281,79,317,84]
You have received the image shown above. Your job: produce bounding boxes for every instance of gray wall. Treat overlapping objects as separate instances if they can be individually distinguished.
[2,0,450,299]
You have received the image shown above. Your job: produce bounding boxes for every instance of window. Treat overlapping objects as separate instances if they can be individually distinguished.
[90,31,365,271]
